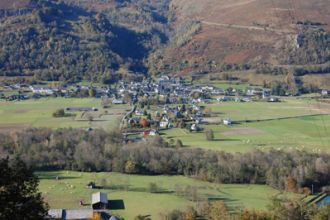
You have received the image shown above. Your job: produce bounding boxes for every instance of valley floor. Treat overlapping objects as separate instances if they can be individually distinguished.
[37,171,284,220]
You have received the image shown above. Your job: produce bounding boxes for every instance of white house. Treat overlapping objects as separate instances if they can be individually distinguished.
[112,99,124,104]
[321,90,328,96]
[160,116,170,128]
[223,118,232,126]
[29,86,54,95]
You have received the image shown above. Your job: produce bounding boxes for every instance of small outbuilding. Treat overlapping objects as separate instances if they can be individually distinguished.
[92,192,108,210]
[223,118,232,126]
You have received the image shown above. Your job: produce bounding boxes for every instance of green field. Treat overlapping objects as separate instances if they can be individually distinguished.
[37,171,282,220]
[162,98,330,153]
[0,98,129,131]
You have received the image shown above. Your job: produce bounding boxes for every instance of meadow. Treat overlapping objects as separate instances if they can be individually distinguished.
[37,171,282,220]
[162,98,330,153]
[0,98,129,131]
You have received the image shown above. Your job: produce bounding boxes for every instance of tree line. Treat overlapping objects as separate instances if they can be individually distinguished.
[1,128,330,192]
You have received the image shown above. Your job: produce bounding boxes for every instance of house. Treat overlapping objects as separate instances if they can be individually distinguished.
[268,97,280,102]
[86,182,96,189]
[149,129,158,136]
[223,118,232,126]
[159,116,170,129]
[92,192,108,210]
[190,123,200,131]
[262,90,271,99]
[143,129,158,136]
[112,99,124,104]
[135,110,143,116]
[48,209,112,220]
[29,86,54,95]
[321,90,328,96]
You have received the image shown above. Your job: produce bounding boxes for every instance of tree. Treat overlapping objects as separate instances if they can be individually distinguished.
[0,157,48,219]
[176,139,183,148]
[286,176,297,192]
[312,204,330,220]
[52,108,65,117]
[89,88,96,97]
[206,201,230,220]
[135,215,151,220]
[205,129,214,141]
[268,197,314,220]
[125,160,136,174]
[101,96,110,108]
[140,118,149,128]
[238,209,271,220]
[148,182,160,193]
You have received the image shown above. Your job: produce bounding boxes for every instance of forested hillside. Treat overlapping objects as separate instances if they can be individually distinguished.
[0,0,169,82]
[0,0,329,84]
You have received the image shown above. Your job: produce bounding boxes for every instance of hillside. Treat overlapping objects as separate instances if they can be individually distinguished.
[149,0,330,76]
[0,0,329,86]
[0,0,169,83]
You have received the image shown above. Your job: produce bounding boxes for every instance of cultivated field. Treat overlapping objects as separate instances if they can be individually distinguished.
[162,98,330,153]
[37,171,282,220]
[0,98,129,132]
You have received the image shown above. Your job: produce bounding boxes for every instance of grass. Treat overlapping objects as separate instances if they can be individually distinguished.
[37,171,282,220]
[162,98,330,153]
[0,98,129,131]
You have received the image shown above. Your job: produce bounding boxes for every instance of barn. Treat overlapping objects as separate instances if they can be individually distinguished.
[92,192,108,210]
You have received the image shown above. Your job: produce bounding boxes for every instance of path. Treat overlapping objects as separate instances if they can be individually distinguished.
[201,20,293,34]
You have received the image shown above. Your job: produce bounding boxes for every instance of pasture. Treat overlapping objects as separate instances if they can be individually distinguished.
[162,98,330,153]
[0,98,129,131]
[37,171,281,220]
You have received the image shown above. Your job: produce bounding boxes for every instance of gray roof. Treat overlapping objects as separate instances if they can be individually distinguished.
[65,209,94,219]
[48,209,64,219]
[48,209,93,220]
[92,192,108,205]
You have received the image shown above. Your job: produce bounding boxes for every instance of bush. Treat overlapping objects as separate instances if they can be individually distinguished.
[52,109,65,117]
[148,182,160,193]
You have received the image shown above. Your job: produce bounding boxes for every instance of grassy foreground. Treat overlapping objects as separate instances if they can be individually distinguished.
[37,171,281,220]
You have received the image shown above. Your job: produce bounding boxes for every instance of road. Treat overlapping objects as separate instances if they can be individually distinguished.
[201,20,293,34]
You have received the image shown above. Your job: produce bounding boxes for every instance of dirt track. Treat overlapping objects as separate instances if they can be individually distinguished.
[201,21,293,34]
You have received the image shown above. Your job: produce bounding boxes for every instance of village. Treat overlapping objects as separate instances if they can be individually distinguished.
[0,76,286,134]
[1,76,330,139]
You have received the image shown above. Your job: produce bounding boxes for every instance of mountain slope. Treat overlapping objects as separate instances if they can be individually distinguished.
[149,0,330,76]
[0,0,168,82]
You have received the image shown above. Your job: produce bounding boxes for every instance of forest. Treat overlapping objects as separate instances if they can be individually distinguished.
[1,128,330,193]
[0,0,169,82]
